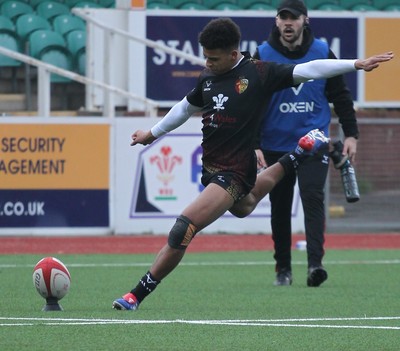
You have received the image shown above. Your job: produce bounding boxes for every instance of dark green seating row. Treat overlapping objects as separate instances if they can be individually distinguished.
[0,0,100,80]
[0,14,86,80]
[147,0,400,11]
[0,0,115,10]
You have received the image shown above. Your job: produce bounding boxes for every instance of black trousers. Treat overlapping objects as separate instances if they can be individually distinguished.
[263,150,329,270]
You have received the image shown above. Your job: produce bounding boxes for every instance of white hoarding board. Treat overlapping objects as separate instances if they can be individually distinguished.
[114,118,305,235]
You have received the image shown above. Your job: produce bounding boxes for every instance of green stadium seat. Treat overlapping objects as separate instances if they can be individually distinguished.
[340,0,373,10]
[214,2,241,9]
[63,0,82,7]
[351,4,378,11]
[0,18,21,91]
[53,14,85,38]
[66,29,85,74]
[178,1,207,9]
[237,0,274,9]
[269,0,278,6]
[147,0,168,5]
[28,29,67,58]
[73,1,102,8]
[372,0,399,10]
[28,29,73,82]
[0,14,15,35]
[202,0,236,9]
[66,29,85,56]
[317,3,345,10]
[15,13,51,44]
[96,0,115,7]
[0,1,34,22]
[147,1,173,8]
[169,0,209,8]
[168,0,192,8]
[39,49,73,82]
[384,4,400,11]
[28,0,49,9]
[66,29,85,55]
[0,14,20,66]
[246,2,275,10]
[303,0,340,10]
[36,1,70,23]
[0,31,21,67]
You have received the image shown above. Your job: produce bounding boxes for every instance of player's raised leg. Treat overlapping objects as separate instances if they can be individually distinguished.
[230,129,330,218]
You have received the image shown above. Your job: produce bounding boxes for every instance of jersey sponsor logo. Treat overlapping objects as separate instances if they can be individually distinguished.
[280,81,316,113]
[291,83,304,96]
[207,114,218,128]
[207,113,237,129]
[212,94,229,111]
[279,101,315,113]
[235,78,248,94]
[204,80,213,91]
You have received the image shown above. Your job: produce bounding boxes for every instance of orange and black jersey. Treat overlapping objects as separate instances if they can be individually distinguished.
[186,52,296,188]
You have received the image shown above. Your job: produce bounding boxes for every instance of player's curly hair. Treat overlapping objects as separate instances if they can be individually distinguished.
[198,18,241,52]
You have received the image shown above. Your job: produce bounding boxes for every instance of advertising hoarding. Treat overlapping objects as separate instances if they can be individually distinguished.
[115,118,304,234]
[146,14,358,103]
[0,120,110,229]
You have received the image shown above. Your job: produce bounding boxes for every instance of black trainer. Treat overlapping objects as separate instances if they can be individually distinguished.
[307,266,328,287]
[274,268,292,286]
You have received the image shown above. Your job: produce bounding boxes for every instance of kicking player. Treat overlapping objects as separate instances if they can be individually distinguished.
[112,18,393,310]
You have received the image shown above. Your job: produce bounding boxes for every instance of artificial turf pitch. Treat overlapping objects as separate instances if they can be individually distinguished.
[1,249,399,350]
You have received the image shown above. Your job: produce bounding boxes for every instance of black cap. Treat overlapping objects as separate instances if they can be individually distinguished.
[277,0,308,17]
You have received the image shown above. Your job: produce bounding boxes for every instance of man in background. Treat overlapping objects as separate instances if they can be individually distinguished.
[253,0,359,287]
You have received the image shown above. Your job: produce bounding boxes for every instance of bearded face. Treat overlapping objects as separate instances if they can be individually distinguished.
[276,11,308,47]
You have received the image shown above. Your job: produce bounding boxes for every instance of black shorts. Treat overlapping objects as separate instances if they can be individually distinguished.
[201,168,256,203]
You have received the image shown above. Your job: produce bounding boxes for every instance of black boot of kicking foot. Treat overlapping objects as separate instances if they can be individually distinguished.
[307,266,328,287]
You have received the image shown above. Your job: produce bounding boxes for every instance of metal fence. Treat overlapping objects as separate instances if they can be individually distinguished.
[327,116,400,233]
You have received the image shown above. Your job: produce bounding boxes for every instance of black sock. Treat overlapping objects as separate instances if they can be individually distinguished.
[278,152,298,175]
[131,271,160,302]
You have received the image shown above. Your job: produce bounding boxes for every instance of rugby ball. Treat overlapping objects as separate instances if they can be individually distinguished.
[33,257,71,300]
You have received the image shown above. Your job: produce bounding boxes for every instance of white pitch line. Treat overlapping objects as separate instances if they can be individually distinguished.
[1,259,400,269]
[5,316,399,324]
[181,321,400,330]
[1,316,400,330]
[214,316,400,323]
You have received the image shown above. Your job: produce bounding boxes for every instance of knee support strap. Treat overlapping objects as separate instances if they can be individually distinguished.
[168,215,197,250]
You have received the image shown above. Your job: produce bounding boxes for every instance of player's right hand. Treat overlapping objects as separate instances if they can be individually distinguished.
[130,130,156,146]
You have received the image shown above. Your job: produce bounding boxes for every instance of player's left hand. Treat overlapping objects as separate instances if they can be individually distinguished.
[355,51,394,72]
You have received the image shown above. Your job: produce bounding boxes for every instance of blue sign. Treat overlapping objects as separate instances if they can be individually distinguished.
[146,15,358,102]
[0,190,108,227]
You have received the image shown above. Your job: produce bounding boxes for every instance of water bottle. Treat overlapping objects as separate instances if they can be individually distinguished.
[339,159,360,203]
[330,141,360,203]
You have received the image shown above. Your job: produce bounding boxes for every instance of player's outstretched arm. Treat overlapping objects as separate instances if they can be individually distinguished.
[130,97,202,147]
[293,51,394,84]
[355,51,394,72]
